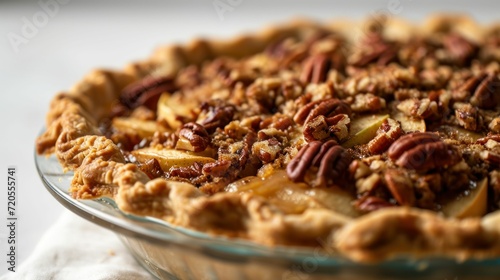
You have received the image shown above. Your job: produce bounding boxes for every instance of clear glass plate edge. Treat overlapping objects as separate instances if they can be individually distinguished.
[33,139,500,274]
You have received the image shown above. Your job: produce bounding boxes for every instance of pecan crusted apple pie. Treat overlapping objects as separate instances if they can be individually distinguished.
[36,15,500,262]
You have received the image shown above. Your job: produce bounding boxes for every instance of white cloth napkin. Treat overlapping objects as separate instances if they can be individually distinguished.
[1,211,155,280]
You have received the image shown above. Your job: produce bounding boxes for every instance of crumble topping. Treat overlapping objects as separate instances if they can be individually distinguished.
[92,19,500,216]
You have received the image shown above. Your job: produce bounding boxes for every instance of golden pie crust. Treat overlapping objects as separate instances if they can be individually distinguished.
[36,15,500,262]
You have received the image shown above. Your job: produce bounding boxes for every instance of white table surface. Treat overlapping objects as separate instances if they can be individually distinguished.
[0,0,497,276]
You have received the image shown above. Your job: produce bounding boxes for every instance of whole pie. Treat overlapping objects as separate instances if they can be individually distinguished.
[36,15,500,262]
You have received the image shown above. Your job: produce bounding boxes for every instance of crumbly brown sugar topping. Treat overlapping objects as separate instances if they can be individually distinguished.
[95,20,500,217]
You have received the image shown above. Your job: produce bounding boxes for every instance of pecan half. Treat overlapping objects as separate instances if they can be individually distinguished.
[300,54,332,84]
[355,196,394,212]
[286,140,352,188]
[384,169,415,206]
[470,73,500,109]
[350,32,398,67]
[202,160,231,177]
[293,98,351,125]
[198,100,236,133]
[303,114,350,142]
[453,73,487,102]
[138,158,164,179]
[121,76,176,110]
[367,118,404,155]
[453,102,482,131]
[169,162,203,179]
[443,33,478,66]
[476,134,500,145]
[178,122,210,152]
[388,132,460,170]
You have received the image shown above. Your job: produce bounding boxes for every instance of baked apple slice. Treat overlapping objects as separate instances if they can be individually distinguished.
[132,148,215,170]
[342,114,389,148]
[442,178,488,218]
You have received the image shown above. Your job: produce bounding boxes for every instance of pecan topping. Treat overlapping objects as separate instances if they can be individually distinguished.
[286,140,352,188]
[198,100,236,133]
[469,73,500,109]
[350,32,398,67]
[202,160,231,177]
[246,77,282,112]
[443,33,478,66]
[453,103,482,131]
[453,73,487,102]
[169,162,203,179]
[138,158,164,179]
[396,98,439,119]
[178,122,210,152]
[252,138,282,164]
[388,132,460,170]
[121,76,176,110]
[300,54,332,84]
[350,93,386,113]
[384,169,415,206]
[367,118,404,155]
[303,114,350,142]
[476,134,500,145]
[481,151,500,166]
[293,98,351,126]
[355,196,394,212]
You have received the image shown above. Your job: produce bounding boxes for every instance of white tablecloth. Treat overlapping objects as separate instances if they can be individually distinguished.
[0,211,154,280]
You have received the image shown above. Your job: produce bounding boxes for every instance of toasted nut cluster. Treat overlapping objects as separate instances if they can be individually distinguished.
[349,32,398,67]
[443,33,478,66]
[367,118,404,155]
[350,93,386,113]
[246,77,282,112]
[397,98,439,119]
[252,138,282,164]
[303,114,350,142]
[388,132,461,170]
[453,102,483,131]
[198,100,236,133]
[121,76,176,110]
[293,98,351,125]
[286,140,352,188]
[178,122,210,152]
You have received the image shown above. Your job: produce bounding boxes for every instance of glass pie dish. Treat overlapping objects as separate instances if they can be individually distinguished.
[36,143,500,280]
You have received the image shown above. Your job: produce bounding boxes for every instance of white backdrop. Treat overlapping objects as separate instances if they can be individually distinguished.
[0,0,497,274]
